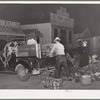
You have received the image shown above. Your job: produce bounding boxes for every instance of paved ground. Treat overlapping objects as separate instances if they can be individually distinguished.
[0,72,100,89]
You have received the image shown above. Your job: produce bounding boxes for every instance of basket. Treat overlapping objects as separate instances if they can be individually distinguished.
[43,77,63,89]
[80,75,92,85]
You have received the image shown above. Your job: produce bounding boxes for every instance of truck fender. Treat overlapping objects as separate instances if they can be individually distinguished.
[15,60,32,73]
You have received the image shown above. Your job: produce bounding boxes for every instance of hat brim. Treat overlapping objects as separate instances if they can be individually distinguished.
[54,39,61,42]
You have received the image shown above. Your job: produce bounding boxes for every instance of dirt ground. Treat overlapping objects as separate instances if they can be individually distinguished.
[0,72,100,89]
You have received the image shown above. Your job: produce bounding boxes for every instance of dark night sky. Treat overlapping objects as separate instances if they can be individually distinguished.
[0,4,100,35]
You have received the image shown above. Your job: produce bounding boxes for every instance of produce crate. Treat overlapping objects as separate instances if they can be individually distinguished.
[16,44,41,58]
[42,77,63,89]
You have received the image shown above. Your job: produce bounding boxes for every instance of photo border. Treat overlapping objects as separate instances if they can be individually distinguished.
[0,1,99,99]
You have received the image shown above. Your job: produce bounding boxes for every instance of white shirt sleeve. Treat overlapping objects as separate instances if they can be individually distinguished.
[50,44,56,54]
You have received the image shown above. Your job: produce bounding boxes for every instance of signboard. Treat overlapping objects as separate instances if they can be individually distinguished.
[50,13,74,28]
[57,10,69,18]
[57,7,69,17]
[50,7,74,28]
[0,20,20,26]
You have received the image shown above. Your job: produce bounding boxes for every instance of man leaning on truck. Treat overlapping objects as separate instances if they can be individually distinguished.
[49,37,72,81]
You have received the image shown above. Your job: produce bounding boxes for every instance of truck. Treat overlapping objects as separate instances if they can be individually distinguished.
[0,42,56,82]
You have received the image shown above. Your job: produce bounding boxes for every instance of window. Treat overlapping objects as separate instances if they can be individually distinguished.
[69,30,72,44]
[54,28,58,39]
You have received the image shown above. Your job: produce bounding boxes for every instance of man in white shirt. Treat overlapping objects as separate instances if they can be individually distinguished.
[27,37,37,45]
[50,37,72,80]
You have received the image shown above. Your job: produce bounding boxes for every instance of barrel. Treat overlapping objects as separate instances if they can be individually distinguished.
[81,75,92,85]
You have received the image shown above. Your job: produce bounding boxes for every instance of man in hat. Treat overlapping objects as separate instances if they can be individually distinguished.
[49,37,72,80]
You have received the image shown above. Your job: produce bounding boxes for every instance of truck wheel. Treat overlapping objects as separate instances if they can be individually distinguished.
[17,64,30,82]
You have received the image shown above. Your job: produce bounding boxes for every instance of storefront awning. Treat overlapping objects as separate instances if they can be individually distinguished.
[0,25,25,36]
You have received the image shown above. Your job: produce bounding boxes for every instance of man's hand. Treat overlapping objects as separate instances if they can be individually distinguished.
[49,53,53,57]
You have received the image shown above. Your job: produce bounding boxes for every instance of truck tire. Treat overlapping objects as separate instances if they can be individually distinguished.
[16,64,30,82]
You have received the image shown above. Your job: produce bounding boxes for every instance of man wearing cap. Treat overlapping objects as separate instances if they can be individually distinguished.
[49,37,72,80]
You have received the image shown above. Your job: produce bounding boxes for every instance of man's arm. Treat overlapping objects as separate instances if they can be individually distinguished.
[49,44,56,55]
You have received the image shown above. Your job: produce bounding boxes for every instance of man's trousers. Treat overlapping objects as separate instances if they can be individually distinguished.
[54,55,70,78]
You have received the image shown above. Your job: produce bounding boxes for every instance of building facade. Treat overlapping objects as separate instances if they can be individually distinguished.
[21,7,74,49]
[0,20,25,51]
[50,7,74,49]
